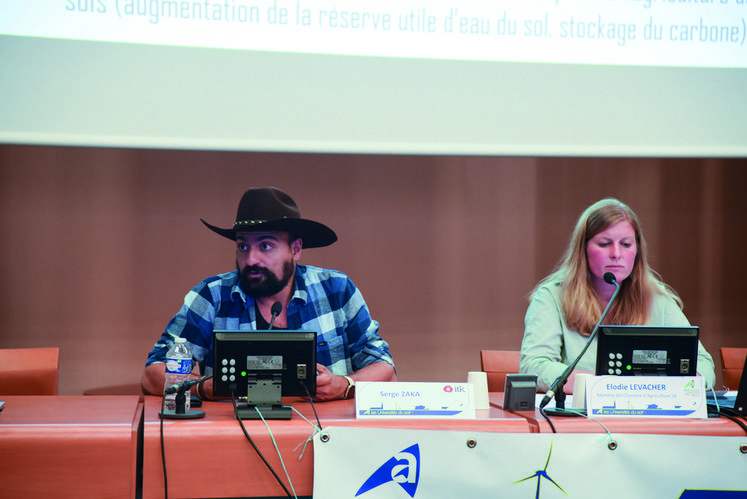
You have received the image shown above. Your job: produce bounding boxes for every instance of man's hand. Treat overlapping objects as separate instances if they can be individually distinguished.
[314,364,348,401]
[313,361,396,401]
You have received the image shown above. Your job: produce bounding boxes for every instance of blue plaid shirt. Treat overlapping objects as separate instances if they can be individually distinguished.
[145,264,394,377]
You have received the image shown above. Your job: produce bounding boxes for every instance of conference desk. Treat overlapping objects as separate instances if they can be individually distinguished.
[489,393,747,436]
[2,393,742,499]
[0,395,142,499]
[140,395,533,499]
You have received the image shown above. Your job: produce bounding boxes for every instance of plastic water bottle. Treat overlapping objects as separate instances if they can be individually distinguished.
[164,337,193,413]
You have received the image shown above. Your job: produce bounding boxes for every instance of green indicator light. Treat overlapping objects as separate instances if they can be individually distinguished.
[241,371,247,377]
[626,365,632,371]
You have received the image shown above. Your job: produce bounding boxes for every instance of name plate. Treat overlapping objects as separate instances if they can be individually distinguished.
[587,375,706,418]
[355,381,475,419]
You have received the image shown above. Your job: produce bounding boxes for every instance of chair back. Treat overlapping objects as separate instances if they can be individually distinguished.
[480,350,521,392]
[0,347,60,395]
[720,347,747,390]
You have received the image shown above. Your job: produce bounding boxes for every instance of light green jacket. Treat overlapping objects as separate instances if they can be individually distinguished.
[520,282,716,392]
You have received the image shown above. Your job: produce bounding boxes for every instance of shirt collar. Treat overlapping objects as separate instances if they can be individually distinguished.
[229,265,309,305]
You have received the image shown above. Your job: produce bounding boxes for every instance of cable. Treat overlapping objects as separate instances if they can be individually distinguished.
[707,405,747,434]
[538,406,557,433]
[706,386,747,434]
[159,396,169,499]
[291,387,325,459]
[230,390,294,497]
[708,386,721,413]
[563,408,617,447]
[540,403,622,451]
[290,406,323,460]
[302,383,323,431]
[255,407,298,499]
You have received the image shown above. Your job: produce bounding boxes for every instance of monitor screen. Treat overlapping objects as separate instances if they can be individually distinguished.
[732,355,747,416]
[595,325,699,377]
[213,330,317,400]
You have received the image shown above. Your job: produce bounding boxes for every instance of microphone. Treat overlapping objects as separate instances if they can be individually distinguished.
[540,272,621,410]
[268,301,282,330]
[164,375,212,395]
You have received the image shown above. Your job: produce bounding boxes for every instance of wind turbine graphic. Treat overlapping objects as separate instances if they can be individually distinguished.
[512,440,567,498]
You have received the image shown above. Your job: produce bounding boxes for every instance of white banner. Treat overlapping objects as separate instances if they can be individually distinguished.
[313,427,747,498]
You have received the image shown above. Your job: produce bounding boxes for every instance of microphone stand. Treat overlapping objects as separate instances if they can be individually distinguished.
[268,301,282,330]
[160,375,212,420]
[540,273,621,414]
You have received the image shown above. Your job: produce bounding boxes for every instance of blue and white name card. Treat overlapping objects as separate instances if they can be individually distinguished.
[587,375,707,418]
[355,381,476,419]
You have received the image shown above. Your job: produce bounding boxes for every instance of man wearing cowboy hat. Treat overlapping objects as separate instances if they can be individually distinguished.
[141,187,396,401]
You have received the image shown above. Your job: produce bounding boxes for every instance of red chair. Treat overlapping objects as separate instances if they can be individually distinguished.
[720,347,747,391]
[480,350,521,392]
[0,347,60,395]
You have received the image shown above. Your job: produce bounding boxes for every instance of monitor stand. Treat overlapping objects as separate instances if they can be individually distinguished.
[236,404,292,420]
[235,374,292,420]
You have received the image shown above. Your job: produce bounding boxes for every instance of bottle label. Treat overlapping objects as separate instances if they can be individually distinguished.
[165,358,192,375]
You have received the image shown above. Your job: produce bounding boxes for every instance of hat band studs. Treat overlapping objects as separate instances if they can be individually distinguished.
[233,216,291,229]
[233,220,265,228]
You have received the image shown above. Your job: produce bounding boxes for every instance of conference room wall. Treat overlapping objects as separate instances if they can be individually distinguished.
[0,145,744,394]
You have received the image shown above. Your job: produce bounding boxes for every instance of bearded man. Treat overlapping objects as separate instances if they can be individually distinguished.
[141,187,395,401]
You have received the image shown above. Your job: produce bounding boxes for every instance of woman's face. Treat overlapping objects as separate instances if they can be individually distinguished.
[586,220,637,292]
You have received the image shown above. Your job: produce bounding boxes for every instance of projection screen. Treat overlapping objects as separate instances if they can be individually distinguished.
[1,0,746,156]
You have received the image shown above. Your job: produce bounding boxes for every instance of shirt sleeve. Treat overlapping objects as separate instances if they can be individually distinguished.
[144,280,217,370]
[292,266,395,376]
[519,284,570,392]
[343,285,394,372]
[652,294,716,389]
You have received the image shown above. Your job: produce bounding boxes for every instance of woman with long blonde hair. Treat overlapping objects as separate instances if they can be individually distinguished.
[519,198,715,392]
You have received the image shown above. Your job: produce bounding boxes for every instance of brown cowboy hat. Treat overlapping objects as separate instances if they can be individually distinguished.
[201,187,337,248]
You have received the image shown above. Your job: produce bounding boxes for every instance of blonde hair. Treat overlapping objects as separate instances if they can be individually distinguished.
[533,198,681,336]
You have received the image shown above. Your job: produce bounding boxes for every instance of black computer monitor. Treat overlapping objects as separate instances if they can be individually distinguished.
[734,355,747,415]
[213,329,317,419]
[595,325,699,377]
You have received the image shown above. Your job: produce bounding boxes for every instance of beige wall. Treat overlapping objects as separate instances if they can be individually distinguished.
[1,145,745,394]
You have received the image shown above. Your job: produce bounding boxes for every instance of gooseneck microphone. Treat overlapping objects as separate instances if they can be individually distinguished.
[268,301,283,330]
[540,272,621,410]
[164,374,212,395]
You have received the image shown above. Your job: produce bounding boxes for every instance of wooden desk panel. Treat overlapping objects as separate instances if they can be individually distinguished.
[141,396,532,499]
[489,393,747,436]
[0,395,142,499]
